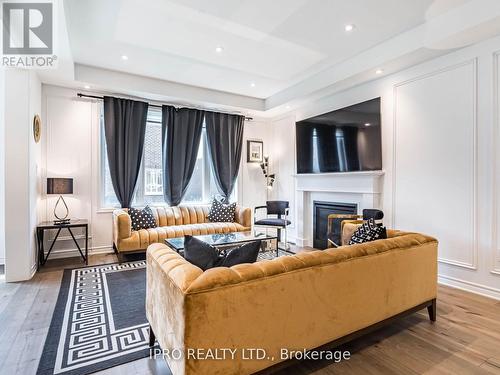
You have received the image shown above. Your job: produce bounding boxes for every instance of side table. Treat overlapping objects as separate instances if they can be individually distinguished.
[36,219,89,268]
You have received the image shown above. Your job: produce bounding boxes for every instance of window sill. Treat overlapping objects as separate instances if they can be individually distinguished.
[96,207,118,214]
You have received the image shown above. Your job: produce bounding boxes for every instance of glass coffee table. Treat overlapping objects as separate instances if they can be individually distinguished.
[165,231,278,254]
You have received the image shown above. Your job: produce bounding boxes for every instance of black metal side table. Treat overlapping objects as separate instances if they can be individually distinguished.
[36,219,89,268]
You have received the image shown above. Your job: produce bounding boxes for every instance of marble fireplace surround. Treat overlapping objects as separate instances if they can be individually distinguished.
[294,171,385,247]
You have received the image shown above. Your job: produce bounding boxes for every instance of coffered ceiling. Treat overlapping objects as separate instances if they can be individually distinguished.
[47,0,500,116]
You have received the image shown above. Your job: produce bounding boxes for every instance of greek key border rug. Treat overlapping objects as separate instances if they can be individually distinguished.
[37,261,152,375]
[37,250,290,375]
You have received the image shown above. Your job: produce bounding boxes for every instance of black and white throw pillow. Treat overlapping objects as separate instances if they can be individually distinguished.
[129,206,157,231]
[349,218,387,245]
[207,198,236,223]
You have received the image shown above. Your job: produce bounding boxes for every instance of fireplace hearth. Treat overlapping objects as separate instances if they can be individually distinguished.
[313,201,357,249]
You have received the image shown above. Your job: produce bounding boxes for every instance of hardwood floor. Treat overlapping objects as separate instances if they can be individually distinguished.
[1,252,499,375]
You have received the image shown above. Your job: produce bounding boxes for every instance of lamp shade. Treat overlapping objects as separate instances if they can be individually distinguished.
[47,178,73,195]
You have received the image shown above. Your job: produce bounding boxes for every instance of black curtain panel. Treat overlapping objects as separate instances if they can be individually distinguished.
[205,112,244,201]
[162,105,205,206]
[103,96,148,208]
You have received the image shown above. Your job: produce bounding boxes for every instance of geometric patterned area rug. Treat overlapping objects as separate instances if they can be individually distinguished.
[36,250,289,375]
[36,261,152,375]
[257,248,293,260]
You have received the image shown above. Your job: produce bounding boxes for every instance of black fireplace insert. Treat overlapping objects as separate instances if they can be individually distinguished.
[313,201,358,249]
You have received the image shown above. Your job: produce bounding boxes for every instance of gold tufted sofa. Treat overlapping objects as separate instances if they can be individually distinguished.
[146,227,438,375]
[112,205,252,253]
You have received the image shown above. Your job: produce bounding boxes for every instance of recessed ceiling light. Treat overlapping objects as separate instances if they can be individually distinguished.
[364,122,371,127]
[121,55,128,61]
[375,69,384,75]
[84,85,90,89]
[250,82,256,87]
[344,24,355,32]
[215,46,224,53]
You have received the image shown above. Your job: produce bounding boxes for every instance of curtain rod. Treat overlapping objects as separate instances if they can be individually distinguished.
[76,93,253,121]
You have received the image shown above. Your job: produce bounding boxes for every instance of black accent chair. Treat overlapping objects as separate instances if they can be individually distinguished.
[254,201,291,255]
[362,209,384,221]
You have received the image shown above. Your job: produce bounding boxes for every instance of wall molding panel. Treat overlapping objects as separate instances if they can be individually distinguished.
[43,94,95,256]
[492,50,500,276]
[392,59,478,270]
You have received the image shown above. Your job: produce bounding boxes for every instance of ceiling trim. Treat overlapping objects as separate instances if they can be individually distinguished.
[74,64,265,113]
[265,0,500,110]
[43,0,500,120]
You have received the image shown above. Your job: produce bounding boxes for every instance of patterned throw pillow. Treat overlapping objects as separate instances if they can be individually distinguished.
[129,206,157,231]
[207,198,236,223]
[349,218,387,245]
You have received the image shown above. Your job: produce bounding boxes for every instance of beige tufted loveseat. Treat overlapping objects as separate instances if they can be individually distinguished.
[112,205,252,253]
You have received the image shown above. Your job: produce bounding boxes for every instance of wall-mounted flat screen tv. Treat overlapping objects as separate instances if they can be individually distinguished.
[296,97,382,174]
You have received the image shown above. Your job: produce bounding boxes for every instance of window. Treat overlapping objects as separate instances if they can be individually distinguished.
[182,128,225,203]
[144,168,163,195]
[101,105,235,208]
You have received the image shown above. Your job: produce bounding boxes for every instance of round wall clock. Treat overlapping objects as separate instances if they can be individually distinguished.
[33,114,41,143]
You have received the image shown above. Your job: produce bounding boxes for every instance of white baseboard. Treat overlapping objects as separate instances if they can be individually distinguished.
[44,245,114,260]
[30,262,37,278]
[294,237,307,247]
[36,246,500,301]
[438,274,500,301]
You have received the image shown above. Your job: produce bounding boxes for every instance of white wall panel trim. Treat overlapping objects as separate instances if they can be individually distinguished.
[492,50,500,276]
[439,274,500,301]
[43,245,114,260]
[392,59,478,270]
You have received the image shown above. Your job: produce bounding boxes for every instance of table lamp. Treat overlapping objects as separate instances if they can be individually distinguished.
[47,178,73,224]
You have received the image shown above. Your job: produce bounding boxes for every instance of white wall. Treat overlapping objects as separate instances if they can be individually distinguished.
[270,34,500,300]
[41,86,116,257]
[239,120,273,211]
[40,86,272,257]
[30,72,43,274]
[3,69,41,281]
[267,116,297,239]
[37,33,500,299]
[0,68,5,265]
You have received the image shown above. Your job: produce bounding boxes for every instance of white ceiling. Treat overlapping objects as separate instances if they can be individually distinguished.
[65,0,469,100]
[48,0,500,117]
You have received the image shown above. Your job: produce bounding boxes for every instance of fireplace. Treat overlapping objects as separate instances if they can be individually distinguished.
[294,171,383,247]
[313,201,357,249]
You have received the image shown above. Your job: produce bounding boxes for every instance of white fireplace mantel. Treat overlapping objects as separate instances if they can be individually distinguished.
[293,171,384,247]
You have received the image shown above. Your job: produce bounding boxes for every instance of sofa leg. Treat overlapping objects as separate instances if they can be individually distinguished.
[148,324,156,347]
[112,243,118,254]
[427,299,436,322]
